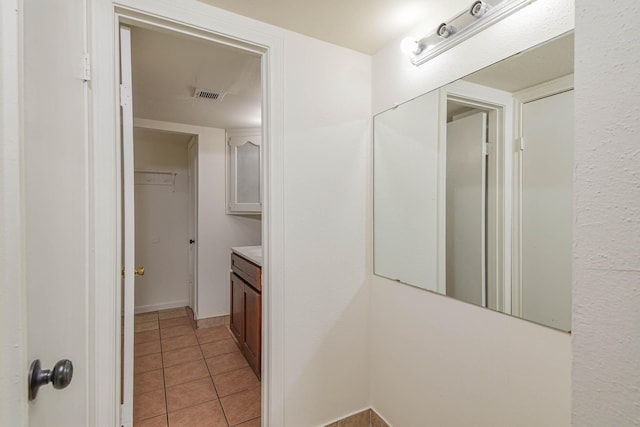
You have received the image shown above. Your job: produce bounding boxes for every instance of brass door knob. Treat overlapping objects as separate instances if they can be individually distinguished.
[121,267,145,277]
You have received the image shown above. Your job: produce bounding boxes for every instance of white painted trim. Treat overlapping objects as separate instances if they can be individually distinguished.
[513,74,574,103]
[88,2,119,426]
[511,74,574,317]
[90,3,285,425]
[438,79,514,313]
[0,1,28,425]
[187,137,199,318]
[119,25,135,427]
[227,127,262,140]
[134,299,191,314]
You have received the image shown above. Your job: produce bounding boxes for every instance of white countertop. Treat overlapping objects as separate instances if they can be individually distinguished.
[231,246,262,267]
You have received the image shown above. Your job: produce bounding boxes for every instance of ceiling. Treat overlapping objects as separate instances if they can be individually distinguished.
[131,26,262,130]
[463,32,574,93]
[199,0,471,54]
[131,0,475,130]
[130,2,572,131]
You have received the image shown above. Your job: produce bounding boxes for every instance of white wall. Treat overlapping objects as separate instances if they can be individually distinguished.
[370,0,574,425]
[195,126,261,319]
[281,32,371,426]
[134,119,262,320]
[133,129,191,312]
[573,0,640,423]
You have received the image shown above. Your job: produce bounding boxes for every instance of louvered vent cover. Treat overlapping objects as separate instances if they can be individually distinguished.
[193,88,224,100]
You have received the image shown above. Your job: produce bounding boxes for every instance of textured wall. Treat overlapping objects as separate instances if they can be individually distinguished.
[572,0,640,424]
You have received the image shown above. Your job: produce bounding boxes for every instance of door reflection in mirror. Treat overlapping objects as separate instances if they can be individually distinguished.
[373,32,574,332]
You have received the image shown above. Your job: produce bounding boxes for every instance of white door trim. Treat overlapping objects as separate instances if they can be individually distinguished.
[89,2,285,425]
[511,74,574,318]
[118,24,135,427]
[0,0,28,425]
[188,136,199,316]
[438,79,515,313]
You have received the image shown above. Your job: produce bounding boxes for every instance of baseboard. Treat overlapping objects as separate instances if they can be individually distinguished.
[370,409,391,427]
[196,314,230,329]
[135,299,189,314]
[324,408,391,427]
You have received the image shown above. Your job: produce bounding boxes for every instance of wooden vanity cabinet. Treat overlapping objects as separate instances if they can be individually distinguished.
[229,273,245,345]
[243,284,261,374]
[229,253,261,378]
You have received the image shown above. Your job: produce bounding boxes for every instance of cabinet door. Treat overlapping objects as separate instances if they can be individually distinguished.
[227,129,261,214]
[243,284,262,377]
[230,273,245,344]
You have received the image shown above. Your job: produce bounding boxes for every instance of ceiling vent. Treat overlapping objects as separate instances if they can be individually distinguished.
[193,87,226,101]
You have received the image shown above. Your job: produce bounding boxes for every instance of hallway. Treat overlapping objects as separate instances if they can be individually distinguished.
[133,308,261,426]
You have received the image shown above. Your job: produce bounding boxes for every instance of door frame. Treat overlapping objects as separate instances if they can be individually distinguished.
[444,111,489,307]
[90,1,285,425]
[187,136,198,315]
[438,79,514,313]
[511,74,574,317]
[0,0,28,424]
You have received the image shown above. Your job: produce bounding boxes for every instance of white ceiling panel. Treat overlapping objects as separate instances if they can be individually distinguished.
[131,26,262,129]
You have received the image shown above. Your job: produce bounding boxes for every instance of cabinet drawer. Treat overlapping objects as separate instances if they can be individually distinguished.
[231,253,261,291]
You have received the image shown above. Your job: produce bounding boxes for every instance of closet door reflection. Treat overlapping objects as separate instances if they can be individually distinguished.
[520,90,574,331]
[446,112,487,307]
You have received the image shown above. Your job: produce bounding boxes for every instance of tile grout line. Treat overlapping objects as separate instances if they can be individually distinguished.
[160,315,170,427]
[134,308,260,426]
[200,331,232,427]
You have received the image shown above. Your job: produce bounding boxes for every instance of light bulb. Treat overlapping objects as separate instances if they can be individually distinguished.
[400,37,423,56]
[470,0,489,18]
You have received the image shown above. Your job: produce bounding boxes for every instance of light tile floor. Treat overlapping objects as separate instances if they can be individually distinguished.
[133,307,261,427]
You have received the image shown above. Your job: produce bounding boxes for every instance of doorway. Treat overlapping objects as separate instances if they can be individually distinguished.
[118,16,266,427]
[437,80,514,314]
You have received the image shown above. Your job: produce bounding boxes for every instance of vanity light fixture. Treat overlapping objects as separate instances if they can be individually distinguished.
[402,0,535,66]
[437,23,456,38]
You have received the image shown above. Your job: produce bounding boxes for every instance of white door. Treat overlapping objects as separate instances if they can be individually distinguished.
[21,0,90,425]
[445,112,487,307]
[119,25,136,427]
[521,90,574,331]
[188,138,198,313]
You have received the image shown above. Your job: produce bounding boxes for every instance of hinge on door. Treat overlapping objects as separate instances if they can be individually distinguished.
[120,84,131,107]
[120,403,132,427]
[80,53,91,82]
[518,137,525,151]
[482,142,490,156]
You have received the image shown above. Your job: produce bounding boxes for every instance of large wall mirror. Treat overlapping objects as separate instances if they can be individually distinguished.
[373,32,574,332]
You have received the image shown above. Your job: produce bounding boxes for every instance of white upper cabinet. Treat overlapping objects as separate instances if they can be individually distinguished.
[227,128,261,214]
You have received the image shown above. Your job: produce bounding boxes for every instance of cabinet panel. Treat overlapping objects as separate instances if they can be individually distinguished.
[230,273,245,344]
[227,128,261,214]
[231,252,262,291]
[244,285,262,378]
